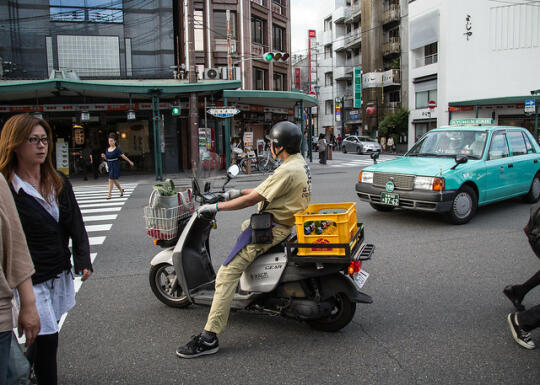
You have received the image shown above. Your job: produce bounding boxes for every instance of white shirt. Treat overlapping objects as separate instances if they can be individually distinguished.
[12,173,59,222]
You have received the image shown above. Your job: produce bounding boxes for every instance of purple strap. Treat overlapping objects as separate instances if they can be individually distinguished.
[223,227,252,266]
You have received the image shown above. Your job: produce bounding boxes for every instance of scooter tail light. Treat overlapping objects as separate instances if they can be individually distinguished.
[348,260,362,275]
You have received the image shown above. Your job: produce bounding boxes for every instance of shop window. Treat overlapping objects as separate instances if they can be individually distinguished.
[254,67,266,90]
[424,42,438,65]
[273,72,285,91]
[325,100,333,115]
[325,72,333,86]
[324,17,333,32]
[415,89,437,109]
[214,10,237,39]
[251,16,265,45]
[50,0,123,23]
[324,44,333,59]
[273,25,285,51]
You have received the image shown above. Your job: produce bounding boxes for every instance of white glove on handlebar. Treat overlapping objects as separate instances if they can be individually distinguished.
[224,189,242,201]
[197,203,218,216]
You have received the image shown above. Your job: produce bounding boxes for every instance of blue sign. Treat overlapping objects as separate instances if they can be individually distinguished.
[525,99,536,114]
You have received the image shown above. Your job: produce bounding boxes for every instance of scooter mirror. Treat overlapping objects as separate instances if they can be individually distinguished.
[192,178,201,197]
[227,164,240,177]
[204,181,211,192]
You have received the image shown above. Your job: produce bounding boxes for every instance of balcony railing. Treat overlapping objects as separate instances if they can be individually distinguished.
[345,29,361,47]
[345,56,362,68]
[251,0,267,7]
[383,37,400,56]
[415,53,438,68]
[383,4,400,24]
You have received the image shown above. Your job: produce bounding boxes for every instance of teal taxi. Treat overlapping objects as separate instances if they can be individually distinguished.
[355,121,540,224]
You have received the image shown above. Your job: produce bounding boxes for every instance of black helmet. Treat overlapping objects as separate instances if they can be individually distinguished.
[266,121,302,155]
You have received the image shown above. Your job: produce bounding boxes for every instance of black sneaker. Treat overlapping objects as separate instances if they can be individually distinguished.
[176,334,219,358]
[503,285,525,311]
[507,313,536,349]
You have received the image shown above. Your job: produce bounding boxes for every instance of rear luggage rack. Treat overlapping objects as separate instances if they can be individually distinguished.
[286,223,374,264]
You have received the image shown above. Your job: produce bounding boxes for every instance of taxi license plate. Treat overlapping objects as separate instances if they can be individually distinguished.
[381,192,399,206]
[352,269,369,290]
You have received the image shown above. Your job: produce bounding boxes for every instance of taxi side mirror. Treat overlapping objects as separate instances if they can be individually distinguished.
[451,155,468,170]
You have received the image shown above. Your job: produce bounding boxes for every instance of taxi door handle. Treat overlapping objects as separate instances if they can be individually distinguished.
[508,163,514,168]
[534,159,538,164]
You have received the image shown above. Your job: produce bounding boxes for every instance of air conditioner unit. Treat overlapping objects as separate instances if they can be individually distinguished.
[221,67,241,80]
[204,68,220,80]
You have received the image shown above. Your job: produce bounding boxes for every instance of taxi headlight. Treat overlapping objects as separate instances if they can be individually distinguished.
[359,171,374,184]
[414,176,445,191]
[414,176,435,190]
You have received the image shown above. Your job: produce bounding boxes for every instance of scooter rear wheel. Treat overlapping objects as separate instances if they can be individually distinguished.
[149,263,191,308]
[307,293,356,332]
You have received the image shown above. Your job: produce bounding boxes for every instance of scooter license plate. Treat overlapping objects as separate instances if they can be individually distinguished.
[352,269,369,290]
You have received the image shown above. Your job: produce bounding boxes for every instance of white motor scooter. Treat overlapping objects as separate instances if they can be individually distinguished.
[149,165,375,331]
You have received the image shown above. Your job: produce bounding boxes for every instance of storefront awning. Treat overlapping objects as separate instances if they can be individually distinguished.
[0,78,241,102]
[222,90,318,108]
[449,95,537,106]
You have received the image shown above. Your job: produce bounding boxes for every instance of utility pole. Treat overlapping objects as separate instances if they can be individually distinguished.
[186,0,199,170]
[227,10,233,80]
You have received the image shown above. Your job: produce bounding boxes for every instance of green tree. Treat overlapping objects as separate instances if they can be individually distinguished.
[378,108,409,139]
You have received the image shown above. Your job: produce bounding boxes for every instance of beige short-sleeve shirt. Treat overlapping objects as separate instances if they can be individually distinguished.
[254,153,312,227]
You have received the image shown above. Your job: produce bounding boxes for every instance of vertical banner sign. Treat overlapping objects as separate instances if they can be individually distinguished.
[335,104,341,122]
[308,30,316,94]
[295,68,301,90]
[354,66,362,108]
[56,138,69,175]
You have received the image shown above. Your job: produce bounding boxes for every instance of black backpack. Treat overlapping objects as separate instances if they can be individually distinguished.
[525,200,540,259]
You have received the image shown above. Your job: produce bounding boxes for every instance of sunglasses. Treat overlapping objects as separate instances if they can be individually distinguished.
[27,136,49,145]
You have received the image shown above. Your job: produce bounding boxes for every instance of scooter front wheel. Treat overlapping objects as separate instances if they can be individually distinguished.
[149,263,191,308]
[307,293,356,332]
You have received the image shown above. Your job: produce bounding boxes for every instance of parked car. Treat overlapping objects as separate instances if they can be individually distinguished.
[342,136,382,154]
[355,124,540,224]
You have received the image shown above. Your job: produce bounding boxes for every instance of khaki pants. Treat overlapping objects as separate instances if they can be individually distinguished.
[204,220,291,334]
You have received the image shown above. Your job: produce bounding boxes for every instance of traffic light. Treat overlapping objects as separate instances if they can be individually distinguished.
[171,106,181,116]
[263,52,290,62]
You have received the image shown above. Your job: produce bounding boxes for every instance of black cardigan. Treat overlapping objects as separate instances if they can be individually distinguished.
[10,172,92,284]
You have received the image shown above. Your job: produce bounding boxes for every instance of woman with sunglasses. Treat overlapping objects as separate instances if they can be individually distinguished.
[0,113,93,385]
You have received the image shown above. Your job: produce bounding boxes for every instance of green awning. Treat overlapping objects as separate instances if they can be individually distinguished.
[449,95,537,106]
[0,78,241,102]
[223,89,318,108]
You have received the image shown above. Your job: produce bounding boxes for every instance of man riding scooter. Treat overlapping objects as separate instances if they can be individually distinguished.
[176,121,311,358]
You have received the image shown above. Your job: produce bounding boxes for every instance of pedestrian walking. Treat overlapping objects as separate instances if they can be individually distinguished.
[504,200,540,349]
[80,143,92,181]
[0,173,40,384]
[337,135,342,151]
[0,113,93,384]
[387,136,395,153]
[101,134,134,199]
[317,133,327,165]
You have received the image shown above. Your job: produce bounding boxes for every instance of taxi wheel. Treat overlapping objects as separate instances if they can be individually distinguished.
[370,203,395,212]
[447,185,477,225]
[524,174,540,203]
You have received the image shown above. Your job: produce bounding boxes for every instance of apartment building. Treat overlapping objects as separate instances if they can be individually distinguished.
[181,0,291,91]
[361,0,408,140]
[408,0,540,147]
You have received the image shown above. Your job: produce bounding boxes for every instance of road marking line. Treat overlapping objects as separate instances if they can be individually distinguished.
[85,224,113,232]
[69,236,105,247]
[78,202,126,208]
[82,214,118,222]
[81,207,122,214]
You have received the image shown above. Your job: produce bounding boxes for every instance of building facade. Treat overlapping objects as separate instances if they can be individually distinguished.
[408,0,540,146]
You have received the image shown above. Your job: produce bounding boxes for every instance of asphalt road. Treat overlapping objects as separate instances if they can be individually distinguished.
[59,153,540,384]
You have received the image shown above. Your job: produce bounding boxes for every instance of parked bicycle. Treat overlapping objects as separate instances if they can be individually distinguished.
[258,150,281,172]
[238,151,261,174]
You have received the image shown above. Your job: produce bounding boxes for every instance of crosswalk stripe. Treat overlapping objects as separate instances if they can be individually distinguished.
[81,207,122,214]
[69,236,106,247]
[83,214,118,222]
[73,184,137,191]
[76,197,128,203]
[73,190,134,196]
[85,224,113,232]
[78,202,126,208]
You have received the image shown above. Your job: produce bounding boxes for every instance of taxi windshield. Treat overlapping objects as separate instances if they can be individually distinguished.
[406,130,487,159]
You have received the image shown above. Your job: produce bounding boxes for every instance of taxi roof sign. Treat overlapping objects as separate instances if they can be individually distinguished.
[450,118,494,126]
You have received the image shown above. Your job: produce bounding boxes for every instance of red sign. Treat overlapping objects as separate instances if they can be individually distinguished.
[366,105,376,116]
[428,100,437,109]
[308,30,316,38]
[294,68,301,90]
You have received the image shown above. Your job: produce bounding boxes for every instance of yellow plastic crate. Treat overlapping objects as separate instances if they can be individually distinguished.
[294,202,358,256]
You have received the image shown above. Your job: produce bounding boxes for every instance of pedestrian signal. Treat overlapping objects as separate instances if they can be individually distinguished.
[263,52,289,62]
[171,106,181,116]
